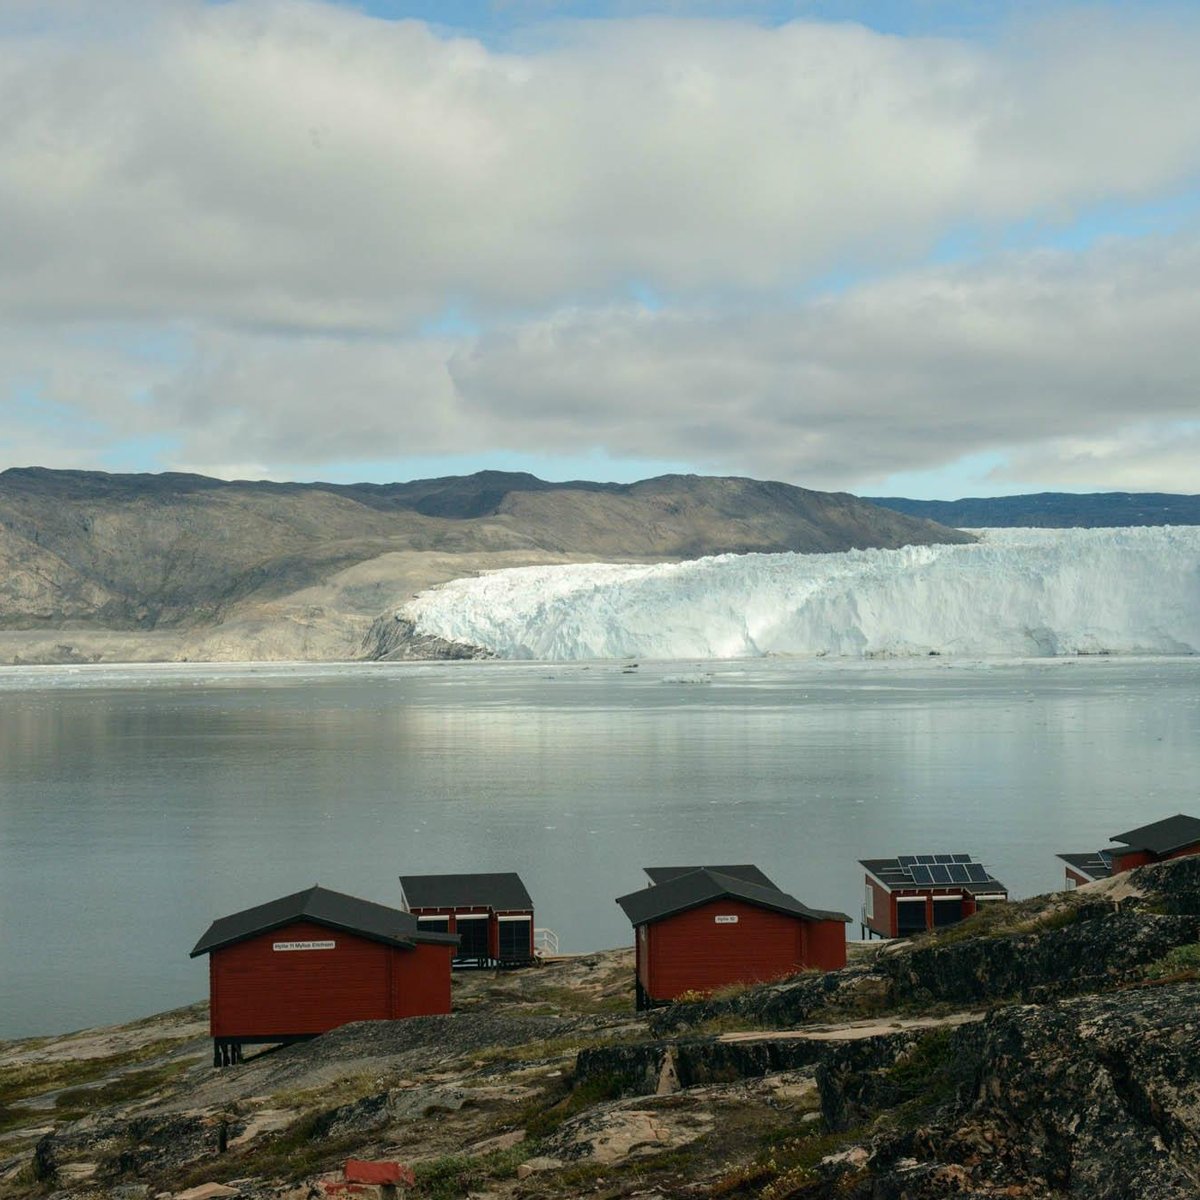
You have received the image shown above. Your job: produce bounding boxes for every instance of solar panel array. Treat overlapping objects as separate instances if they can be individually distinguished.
[891,855,994,886]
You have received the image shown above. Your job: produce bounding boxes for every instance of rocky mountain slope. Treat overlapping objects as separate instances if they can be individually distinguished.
[0,468,970,664]
[870,490,1200,528]
[5,856,1200,1199]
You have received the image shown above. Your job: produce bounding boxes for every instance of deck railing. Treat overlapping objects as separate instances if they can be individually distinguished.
[533,927,559,957]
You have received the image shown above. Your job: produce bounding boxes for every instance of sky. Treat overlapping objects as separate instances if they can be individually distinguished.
[0,1,1198,498]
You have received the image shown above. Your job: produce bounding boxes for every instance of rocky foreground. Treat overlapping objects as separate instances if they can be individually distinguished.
[6,858,1200,1199]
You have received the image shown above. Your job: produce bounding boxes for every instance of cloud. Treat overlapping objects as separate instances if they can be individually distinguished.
[2,2,1198,495]
[997,424,1200,494]
[1,3,1199,330]
[32,229,1180,489]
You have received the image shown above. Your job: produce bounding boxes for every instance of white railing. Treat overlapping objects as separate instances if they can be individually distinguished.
[534,927,559,957]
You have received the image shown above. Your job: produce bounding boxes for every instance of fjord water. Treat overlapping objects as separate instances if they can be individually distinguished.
[1,657,1198,1039]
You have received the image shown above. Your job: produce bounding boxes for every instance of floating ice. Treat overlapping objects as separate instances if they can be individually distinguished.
[401,527,1200,660]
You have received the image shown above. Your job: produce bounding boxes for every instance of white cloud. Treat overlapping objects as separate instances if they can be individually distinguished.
[1,3,1198,329]
[31,230,1178,490]
[2,2,1198,495]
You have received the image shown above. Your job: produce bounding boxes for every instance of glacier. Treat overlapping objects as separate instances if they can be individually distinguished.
[400,527,1200,661]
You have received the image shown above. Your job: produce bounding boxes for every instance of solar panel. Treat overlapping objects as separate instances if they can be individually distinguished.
[951,854,972,863]
[934,854,955,863]
[929,864,951,883]
[909,865,933,884]
[916,854,937,864]
[965,863,989,883]
[948,864,970,883]
[897,855,918,867]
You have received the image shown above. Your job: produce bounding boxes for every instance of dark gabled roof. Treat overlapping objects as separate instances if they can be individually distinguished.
[190,885,458,957]
[1057,851,1114,881]
[860,855,1007,896]
[399,872,533,911]
[616,868,850,927]
[643,864,779,890]
[1110,814,1200,856]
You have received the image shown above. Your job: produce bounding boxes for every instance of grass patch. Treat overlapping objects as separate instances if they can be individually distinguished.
[915,897,1085,949]
[54,1061,193,1113]
[470,1031,631,1066]
[710,1127,863,1198]
[526,986,632,1015]
[411,1142,535,1200]
[0,1040,188,1134]
[520,1072,628,1140]
[1142,942,1200,981]
[165,1112,366,1190]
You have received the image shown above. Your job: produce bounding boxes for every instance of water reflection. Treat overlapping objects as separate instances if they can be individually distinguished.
[1,658,1197,1037]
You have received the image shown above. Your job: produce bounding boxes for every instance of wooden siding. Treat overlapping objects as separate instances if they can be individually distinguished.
[392,941,454,1018]
[208,919,450,1039]
[407,905,534,960]
[641,898,842,1002]
[1112,842,1200,874]
[801,917,848,971]
[864,876,986,938]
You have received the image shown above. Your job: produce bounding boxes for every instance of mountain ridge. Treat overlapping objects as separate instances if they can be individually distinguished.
[868,490,1200,528]
[0,467,971,664]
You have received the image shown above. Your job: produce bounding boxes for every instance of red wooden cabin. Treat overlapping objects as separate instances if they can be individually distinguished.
[1106,814,1200,873]
[399,872,534,968]
[1057,851,1114,889]
[1058,815,1200,887]
[616,865,850,1010]
[860,855,1007,939]
[191,885,458,1066]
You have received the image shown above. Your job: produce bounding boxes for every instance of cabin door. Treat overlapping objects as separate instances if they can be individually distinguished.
[454,915,490,963]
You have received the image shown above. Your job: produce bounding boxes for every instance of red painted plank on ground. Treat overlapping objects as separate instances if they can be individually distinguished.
[344,1159,415,1185]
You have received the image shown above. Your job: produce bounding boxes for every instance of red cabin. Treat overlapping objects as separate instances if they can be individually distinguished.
[1057,851,1114,889]
[1106,814,1200,873]
[1058,815,1200,887]
[191,885,458,1066]
[399,872,534,968]
[860,855,1007,939]
[616,865,850,1010]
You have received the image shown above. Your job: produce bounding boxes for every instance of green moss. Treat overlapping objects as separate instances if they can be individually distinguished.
[710,1127,864,1198]
[54,1061,193,1112]
[411,1142,536,1200]
[520,1072,628,1139]
[0,1041,190,1134]
[1143,942,1200,980]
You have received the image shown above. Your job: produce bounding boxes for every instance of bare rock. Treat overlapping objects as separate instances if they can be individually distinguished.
[515,1156,564,1178]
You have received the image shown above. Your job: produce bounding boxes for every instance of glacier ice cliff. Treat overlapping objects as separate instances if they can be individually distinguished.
[400,527,1200,660]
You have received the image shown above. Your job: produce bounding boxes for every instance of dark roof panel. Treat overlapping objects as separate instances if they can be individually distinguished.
[861,856,1007,896]
[1110,814,1200,856]
[643,864,778,890]
[1057,852,1114,881]
[399,872,533,911]
[190,885,458,957]
[616,867,850,927]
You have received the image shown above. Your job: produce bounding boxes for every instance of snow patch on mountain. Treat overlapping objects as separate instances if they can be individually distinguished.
[400,527,1200,660]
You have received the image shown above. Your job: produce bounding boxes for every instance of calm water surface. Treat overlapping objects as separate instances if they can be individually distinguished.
[2,657,1198,1038]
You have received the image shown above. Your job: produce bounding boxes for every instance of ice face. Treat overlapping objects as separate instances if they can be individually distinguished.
[400,527,1200,661]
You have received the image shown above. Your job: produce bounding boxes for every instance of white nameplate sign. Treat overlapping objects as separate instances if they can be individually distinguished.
[714,915,739,924]
[273,940,336,952]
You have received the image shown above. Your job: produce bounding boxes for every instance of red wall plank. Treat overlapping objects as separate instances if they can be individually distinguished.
[643,899,843,1002]
[208,920,449,1038]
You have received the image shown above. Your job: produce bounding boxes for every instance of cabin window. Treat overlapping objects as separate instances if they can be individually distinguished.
[863,885,874,919]
[497,917,531,960]
[932,897,963,928]
[454,914,490,960]
[417,916,450,934]
[896,898,928,934]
